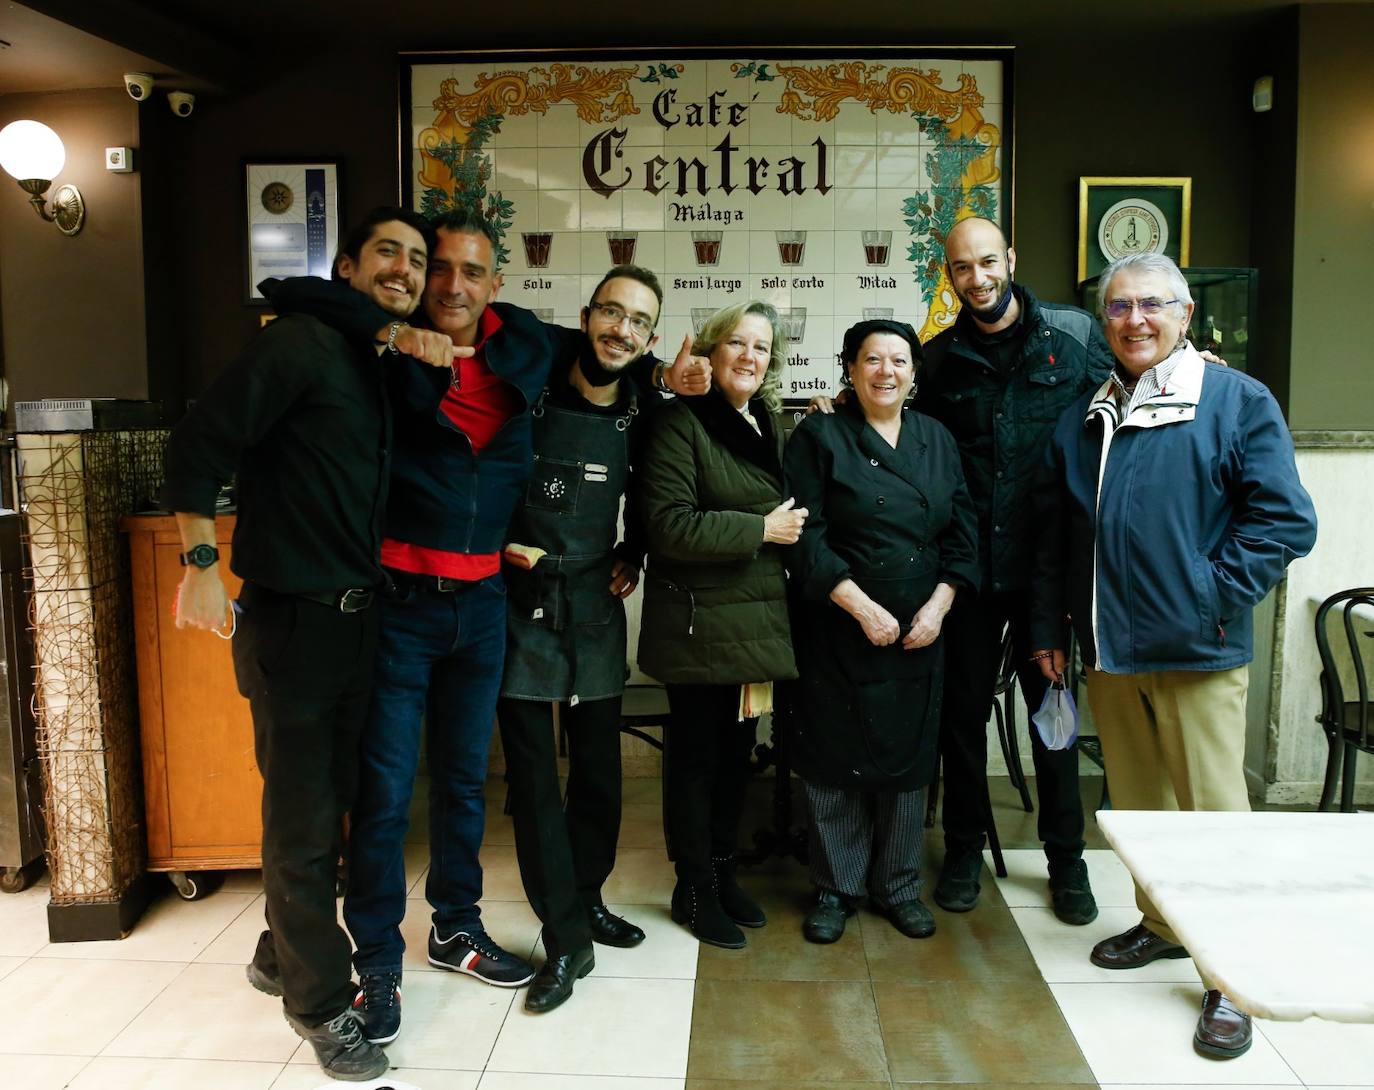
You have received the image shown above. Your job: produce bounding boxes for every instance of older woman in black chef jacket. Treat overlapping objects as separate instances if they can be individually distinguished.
[783,319,978,944]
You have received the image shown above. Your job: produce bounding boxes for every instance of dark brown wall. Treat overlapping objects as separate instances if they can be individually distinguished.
[151,19,1281,401]
[0,89,146,409]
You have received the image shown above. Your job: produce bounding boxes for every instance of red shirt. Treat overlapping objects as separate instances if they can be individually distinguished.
[381,307,522,581]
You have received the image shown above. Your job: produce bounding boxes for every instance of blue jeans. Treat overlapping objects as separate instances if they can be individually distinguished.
[343,574,507,973]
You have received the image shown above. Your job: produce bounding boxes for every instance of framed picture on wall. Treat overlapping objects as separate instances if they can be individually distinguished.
[243,159,341,304]
[398,47,1014,404]
[1077,176,1191,284]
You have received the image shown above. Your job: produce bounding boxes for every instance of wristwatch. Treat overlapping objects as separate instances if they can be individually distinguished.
[179,544,220,569]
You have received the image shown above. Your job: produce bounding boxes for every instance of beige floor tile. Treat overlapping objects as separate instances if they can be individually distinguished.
[401,897,543,972]
[104,961,301,1062]
[599,849,675,907]
[621,778,663,806]
[477,846,528,902]
[274,1069,479,1090]
[0,1054,92,1088]
[0,958,185,1054]
[860,903,1041,983]
[373,969,517,1071]
[479,1076,683,1090]
[990,847,1137,908]
[554,904,696,980]
[221,869,265,894]
[1099,1085,1314,1090]
[69,1055,283,1089]
[1011,905,1202,984]
[1049,981,1301,1084]
[487,977,693,1078]
[616,803,668,850]
[0,882,54,956]
[483,809,517,847]
[39,892,258,963]
[196,893,270,964]
[1255,1016,1374,1085]
[405,842,432,894]
[0,954,26,981]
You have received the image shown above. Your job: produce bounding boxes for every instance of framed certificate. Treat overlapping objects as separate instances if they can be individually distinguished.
[244,160,341,304]
[1077,176,1190,284]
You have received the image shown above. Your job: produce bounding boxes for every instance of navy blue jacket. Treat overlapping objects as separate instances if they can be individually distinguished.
[1030,347,1317,674]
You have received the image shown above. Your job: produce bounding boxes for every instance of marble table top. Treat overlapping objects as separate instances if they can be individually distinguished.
[1097,809,1374,1022]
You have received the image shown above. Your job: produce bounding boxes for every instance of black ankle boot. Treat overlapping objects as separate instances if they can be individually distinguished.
[670,880,746,949]
[710,854,766,928]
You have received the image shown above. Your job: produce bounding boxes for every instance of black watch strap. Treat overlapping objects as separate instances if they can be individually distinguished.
[179,544,220,569]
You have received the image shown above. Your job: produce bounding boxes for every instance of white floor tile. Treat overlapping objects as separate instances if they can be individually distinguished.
[273,1070,479,1090]
[0,882,54,956]
[68,1055,283,1089]
[478,1074,684,1089]
[400,898,544,973]
[104,961,301,1062]
[486,977,692,1078]
[39,892,258,963]
[0,958,185,1054]
[1100,1084,1306,1090]
[196,893,269,964]
[1011,905,1201,984]
[1256,1016,1374,1085]
[535,905,696,980]
[1050,981,1301,1084]
[599,849,676,908]
[0,1054,91,1088]
[221,869,265,894]
[373,970,517,1071]
[0,954,26,981]
[476,846,527,902]
[991,847,1138,908]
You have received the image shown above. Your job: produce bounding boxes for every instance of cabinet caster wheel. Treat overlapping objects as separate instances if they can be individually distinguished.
[169,870,223,901]
[1,866,34,893]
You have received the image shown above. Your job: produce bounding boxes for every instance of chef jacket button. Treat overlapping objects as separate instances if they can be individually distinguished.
[1049,376,1057,384]
[877,496,886,505]
[870,458,879,466]
[920,499,928,508]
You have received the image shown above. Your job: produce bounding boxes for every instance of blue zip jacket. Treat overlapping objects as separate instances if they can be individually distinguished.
[1030,347,1317,673]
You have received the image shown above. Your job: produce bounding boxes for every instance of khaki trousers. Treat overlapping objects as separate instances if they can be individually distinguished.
[1086,665,1250,945]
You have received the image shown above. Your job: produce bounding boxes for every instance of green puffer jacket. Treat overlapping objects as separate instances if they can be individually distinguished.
[636,391,798,686]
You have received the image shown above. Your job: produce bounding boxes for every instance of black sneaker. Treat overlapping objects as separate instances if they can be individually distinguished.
[1048,858,1099,925]
[284,1007,388,1082]
[934,848,983,912]
[352,969,402,1045]
[427,924,535,986]
[244,961,282,997]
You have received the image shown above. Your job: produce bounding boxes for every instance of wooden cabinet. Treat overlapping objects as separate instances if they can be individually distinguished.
[125,514,262,872]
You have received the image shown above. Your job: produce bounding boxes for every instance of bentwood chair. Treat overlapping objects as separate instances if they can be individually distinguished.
[1314,587,1374,812]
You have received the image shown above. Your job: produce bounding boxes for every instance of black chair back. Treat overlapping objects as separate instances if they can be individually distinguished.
[1313,586,1374,811]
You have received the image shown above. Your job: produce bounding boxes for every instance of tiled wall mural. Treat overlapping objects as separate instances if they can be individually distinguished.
[404,53,1009,402]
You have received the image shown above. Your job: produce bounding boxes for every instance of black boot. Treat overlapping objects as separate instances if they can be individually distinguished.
[711,854,767,928]
[670,880,746,949]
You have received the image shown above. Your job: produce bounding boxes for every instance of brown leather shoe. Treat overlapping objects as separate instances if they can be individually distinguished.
[1194,990,1252,1058]
[1090,923,1189,969]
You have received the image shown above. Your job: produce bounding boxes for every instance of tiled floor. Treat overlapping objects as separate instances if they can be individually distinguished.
[1,773,1371,1089]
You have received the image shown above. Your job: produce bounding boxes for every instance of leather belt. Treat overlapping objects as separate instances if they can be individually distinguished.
[389,571,477,594]
[295,587,375,613]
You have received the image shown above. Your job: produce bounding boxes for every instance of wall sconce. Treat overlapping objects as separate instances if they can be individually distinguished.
[0,120,85,236]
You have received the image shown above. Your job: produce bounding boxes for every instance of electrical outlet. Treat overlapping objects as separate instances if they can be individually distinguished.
[105,146,134,172]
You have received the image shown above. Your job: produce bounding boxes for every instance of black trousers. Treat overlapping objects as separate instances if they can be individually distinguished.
[937,587,1085,867]
[232,582,379,1025]
[497,696,623,955]
[663,683,756,885]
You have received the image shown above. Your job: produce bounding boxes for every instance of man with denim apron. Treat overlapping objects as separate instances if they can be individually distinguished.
[496,265,665,1013]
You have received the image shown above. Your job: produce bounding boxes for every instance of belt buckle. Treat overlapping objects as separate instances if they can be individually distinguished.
[338,588,373,613]
[435,576,459,593]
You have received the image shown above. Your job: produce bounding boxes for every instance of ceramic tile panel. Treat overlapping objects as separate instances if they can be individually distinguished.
[404,53,1008,402]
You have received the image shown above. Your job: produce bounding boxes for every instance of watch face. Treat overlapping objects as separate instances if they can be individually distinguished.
[1097,197,1170,263]
[184,544,219,568]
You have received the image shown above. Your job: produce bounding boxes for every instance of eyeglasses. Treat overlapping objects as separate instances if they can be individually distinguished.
[1104,297,1183,320]
[588,301,654,337]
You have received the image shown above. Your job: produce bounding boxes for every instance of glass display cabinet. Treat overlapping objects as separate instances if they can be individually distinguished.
[1081,267,1259,373]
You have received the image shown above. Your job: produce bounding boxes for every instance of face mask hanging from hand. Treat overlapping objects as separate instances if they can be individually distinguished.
[1032,681,1079,751]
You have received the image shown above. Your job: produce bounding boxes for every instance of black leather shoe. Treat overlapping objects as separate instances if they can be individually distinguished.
[524,946,595,1014]
[670,880,746,949]
[1048,859,1099,926]
[1194,990,1252,1058]
[587,904,645,948]
[883,897,936,939]
[934,848,982,913]
[802,890,854,944]
[1090,923,1190,969]
[711,855,767,928]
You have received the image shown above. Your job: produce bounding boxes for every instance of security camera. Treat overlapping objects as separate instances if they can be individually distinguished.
[168,91,195,118]
[124,73,154,101]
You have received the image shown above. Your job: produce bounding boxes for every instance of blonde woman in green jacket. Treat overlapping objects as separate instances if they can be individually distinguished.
[636,300,807,949]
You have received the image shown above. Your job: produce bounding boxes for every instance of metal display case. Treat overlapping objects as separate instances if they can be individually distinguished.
[1081,267,1258,373]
